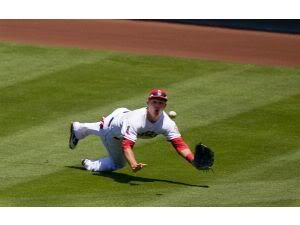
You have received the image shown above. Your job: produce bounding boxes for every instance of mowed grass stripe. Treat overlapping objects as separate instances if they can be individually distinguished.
[0,94,299,206]
[144,179,299,207]
[0,42,110,88]
[165,65,300,130]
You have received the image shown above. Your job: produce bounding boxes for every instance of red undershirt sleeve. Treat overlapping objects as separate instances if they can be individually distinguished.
[170,137,189,152]
[122,138,135,152]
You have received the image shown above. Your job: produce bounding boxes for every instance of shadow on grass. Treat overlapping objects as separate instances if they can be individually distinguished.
[66,166,209,188]
[66,166,87,171]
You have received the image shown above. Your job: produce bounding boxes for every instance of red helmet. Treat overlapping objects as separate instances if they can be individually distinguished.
[148,89,168,101]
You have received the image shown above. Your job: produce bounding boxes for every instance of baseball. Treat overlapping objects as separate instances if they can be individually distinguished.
[168,111,177,119]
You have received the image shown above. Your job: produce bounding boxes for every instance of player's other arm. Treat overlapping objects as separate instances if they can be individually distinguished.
[170,137,195,164]
[122,138,147,173]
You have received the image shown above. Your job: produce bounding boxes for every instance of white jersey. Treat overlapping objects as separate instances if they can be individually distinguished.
[109,107,181,142]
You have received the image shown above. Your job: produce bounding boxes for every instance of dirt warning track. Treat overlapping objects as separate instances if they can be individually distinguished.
[0,20,300,67]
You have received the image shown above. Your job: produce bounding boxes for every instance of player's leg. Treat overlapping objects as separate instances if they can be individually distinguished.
[82,154,126,172]
[73,121,102,139]
[69,122,79,149]
[105,136,127,170]
[82,157,119,172]
[109,107,130,116]
[69,121,102,149]
[70,107,129,146]
[73,107,130,165]
[82,133,126,172]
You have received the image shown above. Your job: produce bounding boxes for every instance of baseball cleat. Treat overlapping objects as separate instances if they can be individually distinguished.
[69,122,79,150]
[81,159,89,170]
[81,159,87,166]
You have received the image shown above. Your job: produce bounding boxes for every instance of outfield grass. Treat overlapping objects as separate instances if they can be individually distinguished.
[0,42,299,206]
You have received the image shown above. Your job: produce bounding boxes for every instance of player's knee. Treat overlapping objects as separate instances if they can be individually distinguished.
[112,161,126,170]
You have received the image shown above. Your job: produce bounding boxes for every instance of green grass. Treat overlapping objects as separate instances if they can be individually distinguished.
[0,42,299,206]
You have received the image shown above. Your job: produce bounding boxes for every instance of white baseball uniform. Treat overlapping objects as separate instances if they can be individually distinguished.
[73,107,181,172]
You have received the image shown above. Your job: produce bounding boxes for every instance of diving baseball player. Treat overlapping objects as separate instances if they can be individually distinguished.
[68,89,214,173]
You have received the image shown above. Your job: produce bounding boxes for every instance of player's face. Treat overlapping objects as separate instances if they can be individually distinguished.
[147,99,167,117]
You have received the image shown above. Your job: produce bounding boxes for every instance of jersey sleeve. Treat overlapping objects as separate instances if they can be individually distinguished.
[165,120,181,141]
[121,119,138,142]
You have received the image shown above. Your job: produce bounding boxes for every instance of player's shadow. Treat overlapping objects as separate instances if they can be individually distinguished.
[66,166,209,188]
[95,172,209,188]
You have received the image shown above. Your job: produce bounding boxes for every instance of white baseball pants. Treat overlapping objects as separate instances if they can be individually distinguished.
[73,108,129,172]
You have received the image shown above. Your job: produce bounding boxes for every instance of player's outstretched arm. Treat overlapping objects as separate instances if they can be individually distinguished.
[170,137,195,165]
[123,147,147,172]
[122,139,147,173]
[177,148,195,163]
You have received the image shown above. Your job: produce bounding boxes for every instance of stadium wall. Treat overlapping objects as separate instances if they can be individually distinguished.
[156,20,300,34]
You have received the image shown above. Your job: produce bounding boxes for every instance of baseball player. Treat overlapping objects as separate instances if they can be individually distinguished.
[68,89,198,173]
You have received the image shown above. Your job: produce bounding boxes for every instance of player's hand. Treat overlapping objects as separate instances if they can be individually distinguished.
[132,163,147,173]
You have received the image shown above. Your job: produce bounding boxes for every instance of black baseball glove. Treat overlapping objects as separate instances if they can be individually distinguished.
[193,143,214,171]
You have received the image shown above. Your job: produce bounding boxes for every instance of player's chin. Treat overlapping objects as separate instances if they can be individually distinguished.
[154,109,160,115]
